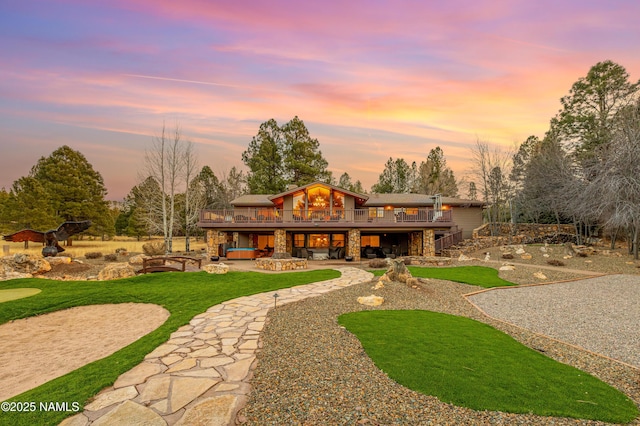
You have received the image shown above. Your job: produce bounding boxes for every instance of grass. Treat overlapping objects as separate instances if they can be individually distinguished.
[0,269,340,425]
[371,265,516,288]
[1,236,208,258]
[339,310,638,423]
[0,288,41,303]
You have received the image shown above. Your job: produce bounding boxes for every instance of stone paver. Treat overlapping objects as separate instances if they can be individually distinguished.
[60,267,372,426]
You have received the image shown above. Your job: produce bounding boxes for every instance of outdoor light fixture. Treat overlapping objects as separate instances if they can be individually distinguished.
[273,292,279,308]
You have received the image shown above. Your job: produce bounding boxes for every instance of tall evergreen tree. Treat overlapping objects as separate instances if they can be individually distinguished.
[242,119,287,194]
[242,117,330,194]
[551,60,639,159]
[415,147,458,196]
[282,116,331,186]
[5,145,111,236]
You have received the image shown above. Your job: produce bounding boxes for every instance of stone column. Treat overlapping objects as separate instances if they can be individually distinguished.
[233,232,239,247]
[409,231,422,256]
[347,229,361,261]
[274,229,287,254]
[423,229,435,257]
[206,231,227,257]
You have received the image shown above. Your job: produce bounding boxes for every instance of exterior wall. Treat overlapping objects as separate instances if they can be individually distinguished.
[274,229,287,253]
[206,230,227,256]
[347,229,360,260]
[409,231,422,256]
[423,229,435,256]
[451,206,484,239]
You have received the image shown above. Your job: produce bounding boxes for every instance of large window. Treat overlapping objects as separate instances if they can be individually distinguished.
[361,235,380,247]
[309,234,330,248]
[257,235,275,249]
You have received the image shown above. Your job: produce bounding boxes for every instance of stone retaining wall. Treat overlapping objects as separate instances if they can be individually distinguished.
[473,223,575,239]
[255,258,308,271]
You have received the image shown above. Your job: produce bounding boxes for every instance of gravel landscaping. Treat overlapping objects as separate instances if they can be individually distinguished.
[240,267,640,425]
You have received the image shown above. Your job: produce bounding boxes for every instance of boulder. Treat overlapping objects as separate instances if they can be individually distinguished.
[520,253,532,260]
[499,264,516,271]
[142,242,166,256]
[380,259,413,284]
[128,254,150,265]
[357,295,384,307]
[1,253,51,275]
[48,256,72,266]
[203,263,229,274]
[98,263,136,281]
[458,253,472,261]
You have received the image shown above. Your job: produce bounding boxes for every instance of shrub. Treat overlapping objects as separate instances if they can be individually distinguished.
[502,253,514,259]
[546,259,565,267]
[85,252,103,259]
[577,251,588,257]
[115,247,127,254]
[104,254,118,262]
[402,258,412,265]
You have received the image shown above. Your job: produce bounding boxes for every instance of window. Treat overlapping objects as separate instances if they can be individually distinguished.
[369,207,384,218]
[361,235,380,247]
[293,234,305,247]
[309,234,330,248]
[331,234,345,247]
[293,192,306,215]
[257,235,275,249]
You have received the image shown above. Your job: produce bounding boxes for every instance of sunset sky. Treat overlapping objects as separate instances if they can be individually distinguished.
[1,1,639,201]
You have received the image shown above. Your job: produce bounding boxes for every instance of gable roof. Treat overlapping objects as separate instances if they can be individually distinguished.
[267,181,369,203]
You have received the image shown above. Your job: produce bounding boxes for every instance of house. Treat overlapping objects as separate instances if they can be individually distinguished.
[198,182,484,261]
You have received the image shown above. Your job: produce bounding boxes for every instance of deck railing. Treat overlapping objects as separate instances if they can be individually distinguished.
[200,208,452,225]
[435,229,464,253]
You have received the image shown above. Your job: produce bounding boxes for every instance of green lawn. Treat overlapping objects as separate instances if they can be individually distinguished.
[339,310,638,423]
[371,265,515,288]
[0,269,340,426]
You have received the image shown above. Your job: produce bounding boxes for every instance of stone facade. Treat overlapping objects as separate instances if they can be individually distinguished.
[255,258,308,271]
[274,229,287,253]
[422,229,435,257]
[347,229,361,260]
[206,231,227,257]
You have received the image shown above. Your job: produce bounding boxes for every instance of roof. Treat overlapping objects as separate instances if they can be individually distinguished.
[230,182,484,208]
[364,193,484,207]
[229,194,274,207]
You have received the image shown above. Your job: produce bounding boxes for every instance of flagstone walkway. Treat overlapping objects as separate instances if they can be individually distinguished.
[60,267,373,426]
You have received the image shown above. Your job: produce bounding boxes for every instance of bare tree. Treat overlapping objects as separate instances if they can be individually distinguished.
[581,100,640,258]
[141,123,188,253]
[468,139,513,235]
[182,140,205,252]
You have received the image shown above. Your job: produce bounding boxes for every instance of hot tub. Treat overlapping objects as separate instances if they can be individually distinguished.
[226,248,258,260]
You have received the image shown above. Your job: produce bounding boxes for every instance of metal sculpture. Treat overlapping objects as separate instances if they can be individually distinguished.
[3,220,92,256]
